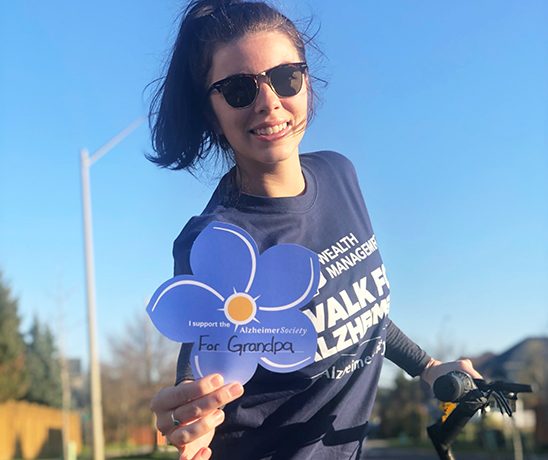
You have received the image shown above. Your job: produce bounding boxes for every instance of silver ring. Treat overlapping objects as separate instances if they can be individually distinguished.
[171,411,181,426]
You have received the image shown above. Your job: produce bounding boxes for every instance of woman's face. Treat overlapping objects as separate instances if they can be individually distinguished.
[208,31,308,179]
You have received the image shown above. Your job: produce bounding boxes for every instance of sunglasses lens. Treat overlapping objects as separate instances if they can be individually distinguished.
[271,66,303,97]
[222,76,257,108]
[215,64,305,108]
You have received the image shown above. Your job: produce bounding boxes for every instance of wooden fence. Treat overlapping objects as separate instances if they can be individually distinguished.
[0,400,81,460]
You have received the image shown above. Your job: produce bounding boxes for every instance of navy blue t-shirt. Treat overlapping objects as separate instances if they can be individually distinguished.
[173,151,430,460]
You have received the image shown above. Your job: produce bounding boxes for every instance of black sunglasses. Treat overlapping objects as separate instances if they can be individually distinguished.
[207,62,308,109]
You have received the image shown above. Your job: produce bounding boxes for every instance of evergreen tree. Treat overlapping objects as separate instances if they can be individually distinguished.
[25,316,62,408]
[0,271,28,402]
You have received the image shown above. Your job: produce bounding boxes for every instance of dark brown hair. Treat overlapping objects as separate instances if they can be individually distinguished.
[147,0,319,173]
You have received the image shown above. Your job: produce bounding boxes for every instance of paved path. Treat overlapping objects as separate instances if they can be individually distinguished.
[361,440,548,459]
[362,449,501,459]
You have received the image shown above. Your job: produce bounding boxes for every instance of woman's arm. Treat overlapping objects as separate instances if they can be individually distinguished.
[385,319,431,377]
[385,319,482,386]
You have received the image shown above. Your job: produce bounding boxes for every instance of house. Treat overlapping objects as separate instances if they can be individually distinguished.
[471,337,548,447]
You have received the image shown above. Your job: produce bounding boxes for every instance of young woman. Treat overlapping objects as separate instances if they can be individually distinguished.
[148,1,481,459]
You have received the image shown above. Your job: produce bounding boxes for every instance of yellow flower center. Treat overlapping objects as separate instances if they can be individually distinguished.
[224,293,257,325]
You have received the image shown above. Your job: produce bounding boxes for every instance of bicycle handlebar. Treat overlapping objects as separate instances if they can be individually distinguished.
[427,372,532,460]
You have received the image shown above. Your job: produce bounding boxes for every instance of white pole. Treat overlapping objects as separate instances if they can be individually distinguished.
[79,116,145,460]
[80,148,105,460]
[89,116,146,166]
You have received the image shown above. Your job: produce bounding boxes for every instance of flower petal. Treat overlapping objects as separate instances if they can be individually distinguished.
[190,222,259,297]
[146,275,224,343]
[190,345,259,385]
[256,307,317,373]
[250,244,320,311]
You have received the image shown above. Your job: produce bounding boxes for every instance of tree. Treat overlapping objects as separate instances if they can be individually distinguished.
[375,371,430,442]
[24,316,62,408]
[515,339,548,406]
[0,271,28,402]
[102,311,179,445]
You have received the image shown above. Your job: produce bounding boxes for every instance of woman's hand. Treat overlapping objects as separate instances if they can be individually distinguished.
[420,358,483,389]
[151,374,244,460]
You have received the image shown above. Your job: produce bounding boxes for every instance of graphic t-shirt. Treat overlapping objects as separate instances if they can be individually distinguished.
[172,151,429,460]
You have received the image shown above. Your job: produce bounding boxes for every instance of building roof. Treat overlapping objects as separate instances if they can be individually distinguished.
[472,337,548,398]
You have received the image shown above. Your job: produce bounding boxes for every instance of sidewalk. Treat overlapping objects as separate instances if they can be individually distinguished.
[361,440,548,459]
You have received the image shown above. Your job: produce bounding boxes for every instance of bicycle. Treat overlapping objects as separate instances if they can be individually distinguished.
[427,371,532,460]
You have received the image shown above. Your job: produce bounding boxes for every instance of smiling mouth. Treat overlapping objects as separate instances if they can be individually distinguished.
[250,122,288,136]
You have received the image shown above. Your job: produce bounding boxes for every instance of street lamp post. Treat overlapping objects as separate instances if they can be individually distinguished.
[80,116,146,460]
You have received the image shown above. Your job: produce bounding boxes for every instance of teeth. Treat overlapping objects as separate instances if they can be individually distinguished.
[253,122,287,136]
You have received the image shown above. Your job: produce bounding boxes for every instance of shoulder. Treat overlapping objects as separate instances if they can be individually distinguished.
[301,151,357,176]
[300,151,360,189]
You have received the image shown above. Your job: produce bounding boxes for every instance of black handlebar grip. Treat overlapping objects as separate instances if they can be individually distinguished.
[433,371,475,402]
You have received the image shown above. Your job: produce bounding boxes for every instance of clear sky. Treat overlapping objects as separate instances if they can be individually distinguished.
[1,1,547,379]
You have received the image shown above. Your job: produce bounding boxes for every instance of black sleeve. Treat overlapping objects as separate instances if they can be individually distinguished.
[385,319,432,377]
[175,343,195,385]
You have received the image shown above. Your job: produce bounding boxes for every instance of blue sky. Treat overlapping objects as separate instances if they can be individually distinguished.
[1,1,547,378]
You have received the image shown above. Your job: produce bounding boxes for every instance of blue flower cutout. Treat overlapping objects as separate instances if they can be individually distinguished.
[147,221,320,384]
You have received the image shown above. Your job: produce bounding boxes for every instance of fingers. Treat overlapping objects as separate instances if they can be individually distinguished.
[171,410,225,447]
[181,445,212,460]
[174,430,215,460]
[151,375,243,459]
[152,374,244,442]
[171,381,243,427]
[152,374,225,413]
[156,382,243,436]
[188,447,211,460]
[420,357,484,388]
[458,358,483,379]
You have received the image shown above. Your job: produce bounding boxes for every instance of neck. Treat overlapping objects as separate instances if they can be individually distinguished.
[236,154,305,198]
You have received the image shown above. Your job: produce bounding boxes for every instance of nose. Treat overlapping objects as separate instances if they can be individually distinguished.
[253,78,281,113]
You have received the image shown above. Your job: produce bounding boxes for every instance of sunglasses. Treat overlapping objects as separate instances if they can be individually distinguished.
[207,62,308,109]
